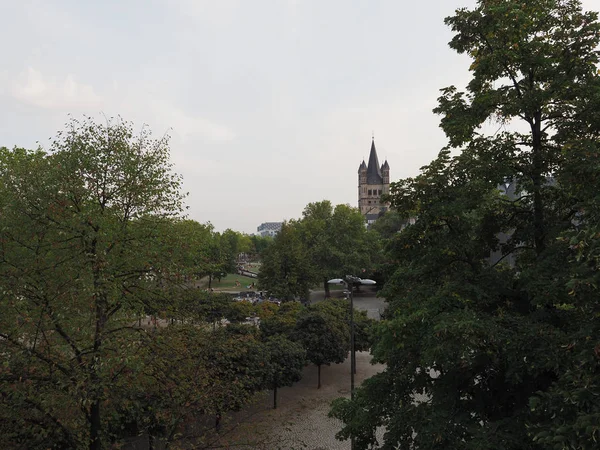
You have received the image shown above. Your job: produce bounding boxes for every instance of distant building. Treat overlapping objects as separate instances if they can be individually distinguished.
[256,222,283,237]
[358,137,390,226]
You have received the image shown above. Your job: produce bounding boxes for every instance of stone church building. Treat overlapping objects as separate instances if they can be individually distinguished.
[358,138,390,226]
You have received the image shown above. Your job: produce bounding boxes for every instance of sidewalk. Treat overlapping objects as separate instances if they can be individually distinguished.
[210,351,385,450]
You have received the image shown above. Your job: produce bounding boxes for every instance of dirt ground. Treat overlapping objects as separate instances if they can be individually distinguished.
[204,289,387,450]
[205,351,385,450]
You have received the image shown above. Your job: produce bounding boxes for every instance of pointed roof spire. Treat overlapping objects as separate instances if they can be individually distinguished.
[358,159,367,173]
[366,138,382,184]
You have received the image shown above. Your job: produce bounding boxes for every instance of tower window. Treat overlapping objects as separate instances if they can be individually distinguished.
[378,189,382,195]
[368,189,372,195]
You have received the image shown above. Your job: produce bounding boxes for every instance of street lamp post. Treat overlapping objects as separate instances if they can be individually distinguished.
[327,275,376,450]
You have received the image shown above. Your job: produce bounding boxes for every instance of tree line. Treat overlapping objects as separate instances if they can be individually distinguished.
[257,200,383,300]
[0,119,375,449]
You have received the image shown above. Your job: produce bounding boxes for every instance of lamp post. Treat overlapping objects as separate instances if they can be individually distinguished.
[327,275,376,450]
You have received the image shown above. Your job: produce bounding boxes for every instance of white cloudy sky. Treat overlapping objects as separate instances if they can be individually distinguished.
[2,0,599,234]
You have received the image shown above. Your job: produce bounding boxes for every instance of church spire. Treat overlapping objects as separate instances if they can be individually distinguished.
[366,137,382,184]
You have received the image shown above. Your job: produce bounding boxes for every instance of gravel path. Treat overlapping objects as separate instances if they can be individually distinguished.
[186,290,388,450]
[215,291,388,450]
[262,351,386,450]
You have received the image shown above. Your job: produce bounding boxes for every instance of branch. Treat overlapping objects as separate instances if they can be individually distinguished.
[0,333,72,377]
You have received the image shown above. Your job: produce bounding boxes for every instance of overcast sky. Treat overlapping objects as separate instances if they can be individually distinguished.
[2,0,599,234]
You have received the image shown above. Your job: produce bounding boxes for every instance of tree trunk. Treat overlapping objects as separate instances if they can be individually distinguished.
[318,364,321,389]
[531,112,546,255]
[89,242,107,450]
[323,278,330,298]
[215,412,222,431]
[273,386,278,409]
[89,400,101,450]
[208,274,213,289]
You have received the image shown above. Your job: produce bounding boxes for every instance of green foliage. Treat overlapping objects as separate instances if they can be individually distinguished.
[263,335,306,408]
[294,309,347,366]
[0,118,187,449]
[260,301,306,338]
[298,201,380,296]
[111,324,270,446]
[258,201,379,300]
[225,300,256,323]
[352,308,376,353]
[293,301,351,388]
[330,1,600,449]
[258,222,314,300]
[250,234,274,258]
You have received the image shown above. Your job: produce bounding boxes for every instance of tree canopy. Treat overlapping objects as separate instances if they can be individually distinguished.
[258,201,379,299]
[0,118,274,449]
[0,118,189,449]
[330,1,600,449]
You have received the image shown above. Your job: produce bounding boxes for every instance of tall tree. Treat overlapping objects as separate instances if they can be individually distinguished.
[263,335,306,409]
[330,1,600,449]
[257,222,314,301]
[0,117,186,450]
[293,305,350,389]
[298,201,378,297]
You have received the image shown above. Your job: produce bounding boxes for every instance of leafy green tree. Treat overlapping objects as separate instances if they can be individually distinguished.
[258,222,314,301]
[330,1,600,449]
[253,301,279,322]
[109,326,213,448]
[225,300,256,323]
[369,209,407,240]
[0,117,186,450]
[250,234,273,259]
[204,232,232,288]
[293,307,350,389]
[203,327,270,428]
[260,300,306,338]
[170,219,215,280]
[263,335,306,409]
[187,291,234,328]
[220,228,244,272]
[298,201,378,297]
[108,324,270,448]
[351,308,376,353]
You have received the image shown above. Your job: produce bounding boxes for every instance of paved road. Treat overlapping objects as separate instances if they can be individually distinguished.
[309,287,386,320]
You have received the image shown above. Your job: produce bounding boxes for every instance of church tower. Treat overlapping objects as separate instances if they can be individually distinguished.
[358,137,390,225]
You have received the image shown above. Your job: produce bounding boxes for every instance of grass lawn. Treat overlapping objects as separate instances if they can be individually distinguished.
[198,273,258,290]
[197,268,349,293]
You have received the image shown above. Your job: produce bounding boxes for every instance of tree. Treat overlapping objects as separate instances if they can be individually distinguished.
[293,307,349,389]
[203,327,270,431]
[257,222,314,301]
[109,325,214,448]
[204,231,232,289]
[111,324,271,449]
[260,300,305,338]
[250,234,273,259]
[298,201,378,297]
[330,1,600,449]
[0,117,186,449]
[351,308,376,353]
[170,219,215,281]
[188,291,234,328]
[263,335,306,409]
